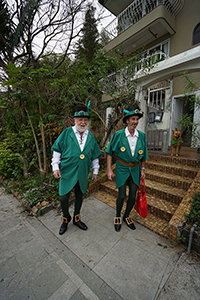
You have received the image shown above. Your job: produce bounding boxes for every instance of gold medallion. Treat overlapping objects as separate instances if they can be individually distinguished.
[80,154,85,159]
[138,150,143,155]
[121,147,126,152]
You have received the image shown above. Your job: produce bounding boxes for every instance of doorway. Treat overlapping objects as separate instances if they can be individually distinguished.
[171,96,194,146]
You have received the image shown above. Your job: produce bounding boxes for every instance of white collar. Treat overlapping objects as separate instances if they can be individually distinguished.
[125,127,138,137]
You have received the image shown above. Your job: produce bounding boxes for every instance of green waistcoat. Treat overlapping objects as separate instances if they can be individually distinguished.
[106,129,148,188]
[51,127,101,196]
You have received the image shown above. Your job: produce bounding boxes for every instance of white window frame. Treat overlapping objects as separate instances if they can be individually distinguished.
[148,87,166,111]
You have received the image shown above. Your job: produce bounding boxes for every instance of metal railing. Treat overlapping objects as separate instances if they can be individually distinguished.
[99,73,117,94]
[101,0,184,45]
[99,50,169,92]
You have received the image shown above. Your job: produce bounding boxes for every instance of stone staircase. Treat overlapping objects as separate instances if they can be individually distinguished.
[91,153,199,239]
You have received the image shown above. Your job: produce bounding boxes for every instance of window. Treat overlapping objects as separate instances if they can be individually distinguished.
[134,39,170,74]
[149,89,165,110]
[193,23,200,45]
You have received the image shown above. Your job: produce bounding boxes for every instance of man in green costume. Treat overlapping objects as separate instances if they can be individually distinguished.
[106,105,148,232]
[51,103,101,235]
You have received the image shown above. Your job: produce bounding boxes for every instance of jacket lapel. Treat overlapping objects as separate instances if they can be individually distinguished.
[122,129,132,159]
[69,128,80,149]
[83,131,92,151]
[133,131,141,159]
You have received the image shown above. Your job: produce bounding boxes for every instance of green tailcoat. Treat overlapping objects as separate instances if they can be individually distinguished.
[106,129,148,188]
[51,127,101,196]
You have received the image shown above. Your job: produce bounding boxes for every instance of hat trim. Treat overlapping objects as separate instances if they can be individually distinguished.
[123,109,141,116]
[123,108,143,123]
[74,111,89,117]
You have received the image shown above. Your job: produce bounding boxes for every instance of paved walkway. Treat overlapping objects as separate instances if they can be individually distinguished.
[0,186,200,300]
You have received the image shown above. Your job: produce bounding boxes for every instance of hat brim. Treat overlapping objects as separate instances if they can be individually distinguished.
[74,115,90,118]
[123,113,143,124]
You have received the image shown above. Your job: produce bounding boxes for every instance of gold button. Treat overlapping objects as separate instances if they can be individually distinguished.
[121,147,126,152]
[138,150,143,154]
[80,154,85,159]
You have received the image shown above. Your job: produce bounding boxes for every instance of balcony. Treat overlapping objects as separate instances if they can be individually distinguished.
[100,0,184,51]
[99,47,170,102]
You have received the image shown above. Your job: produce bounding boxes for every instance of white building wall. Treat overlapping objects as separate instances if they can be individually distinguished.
[135,88,146,133]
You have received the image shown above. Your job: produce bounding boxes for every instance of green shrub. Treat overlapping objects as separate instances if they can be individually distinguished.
[0,149,24,180]
[20,174,60,208]
[184,192,200,230]
[21,186,46,207]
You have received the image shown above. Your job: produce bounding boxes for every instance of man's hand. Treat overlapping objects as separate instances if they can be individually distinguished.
[141,169,145,179]
[107,170,114,181]
[107,154,114,181]
[92,174,98,181]
[53,170,61,178]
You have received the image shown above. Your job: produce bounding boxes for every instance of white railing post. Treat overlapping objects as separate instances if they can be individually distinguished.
[142,0,146,16]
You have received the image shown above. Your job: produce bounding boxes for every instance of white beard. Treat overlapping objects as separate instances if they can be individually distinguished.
[75,124,88,133]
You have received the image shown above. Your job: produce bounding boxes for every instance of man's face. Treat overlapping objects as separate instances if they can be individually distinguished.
[74,117,88,132]
[126,115,139,131]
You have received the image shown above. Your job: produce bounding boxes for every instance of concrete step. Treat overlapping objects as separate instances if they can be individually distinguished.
[145,169,193,190]
[100,179,186,205]
[148,153,199,168]
[146,160,198,179]
[99,180,179,221]
[92,189,169,239]
[146,194,178,221]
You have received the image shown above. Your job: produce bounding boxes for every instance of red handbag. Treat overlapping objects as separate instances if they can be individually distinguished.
[134,178,148,218]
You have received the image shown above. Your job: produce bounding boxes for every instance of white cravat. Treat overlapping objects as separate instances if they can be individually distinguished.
[125,127,138,156]
[72,125,88,151]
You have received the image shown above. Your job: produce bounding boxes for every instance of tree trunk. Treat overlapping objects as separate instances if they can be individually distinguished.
[38,101,47,176]
[25,108,44,175]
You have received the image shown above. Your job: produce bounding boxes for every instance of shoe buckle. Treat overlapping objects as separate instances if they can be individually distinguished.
[61,216,68,224]
[125,217,133,225]
[74,214,81,223]
[114,217,122,225]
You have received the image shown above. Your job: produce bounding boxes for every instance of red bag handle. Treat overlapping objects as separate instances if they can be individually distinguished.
[141,178,146,194]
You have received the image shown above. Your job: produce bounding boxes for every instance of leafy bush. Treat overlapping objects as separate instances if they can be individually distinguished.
[22,186,46,207]
[184,192,200,230]
[19,173,60,208]
[0,149,24,180]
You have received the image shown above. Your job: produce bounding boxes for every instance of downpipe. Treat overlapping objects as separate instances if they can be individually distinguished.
[187,224,197,254]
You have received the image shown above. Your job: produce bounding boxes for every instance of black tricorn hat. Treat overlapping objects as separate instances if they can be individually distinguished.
[123,105,143,124]
[74,103,90,118]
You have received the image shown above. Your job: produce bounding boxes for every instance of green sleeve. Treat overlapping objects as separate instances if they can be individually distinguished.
[141,133,148,161]
[92,137,102,160]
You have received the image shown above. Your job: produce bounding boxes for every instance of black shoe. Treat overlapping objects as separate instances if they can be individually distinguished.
[123,216,136,230]
[114,217,122,232]
[59,215,71,235]
[59,222,68,235]
[73,214,88,230]
[114,224,121,232]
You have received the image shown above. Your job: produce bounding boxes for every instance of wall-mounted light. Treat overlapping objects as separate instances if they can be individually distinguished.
[148,111,163,123]
[155,112,163,122]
